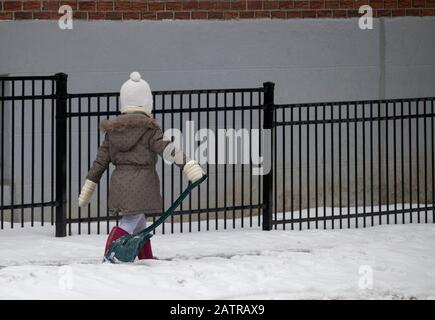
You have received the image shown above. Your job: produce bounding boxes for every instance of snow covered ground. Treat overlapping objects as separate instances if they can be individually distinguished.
[1,220,435,299]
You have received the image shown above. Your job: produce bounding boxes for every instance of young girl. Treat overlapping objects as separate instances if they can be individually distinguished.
[78,72,203,260]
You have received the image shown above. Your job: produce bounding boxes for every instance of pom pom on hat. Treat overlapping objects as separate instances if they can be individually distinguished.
[130,72,141,82]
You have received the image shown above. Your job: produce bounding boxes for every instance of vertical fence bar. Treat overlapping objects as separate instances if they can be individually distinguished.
[262,82,274,231]
[424,100,428,223]
[11,81,15,228]
[55,73,68,237]
[378,102,382,225]
[31,80,35,226]
[51,80,55,225]
[298,105,302,230]
[393,101,397,224]
[409,101,413,223]
[97,97,101,234]
[431,99,434,223]
[224,92,228,229]
[416,100,420,223]
[273,98,277,230]
[290,105,294,230]
[197,93,201,232]
[400,101,405,224]
[0,80,4,229]
[330,104,335,229]
[339,103,343,228]
[179,94,183,233]
[323,104,326,229]
[188,93,192,233]
[77,97,82,234]
[87,97,91,234]
[206,93,210,231]
[20,80,25,227]
[232,92,236,229]
[170,94,175,234]
[215,92,219,230]
[115,95,120,228]
[258,91,262,227]
[249,92,253,227]
[346,103,350,228]
[386,102,390,224]
[106,96,111,233]
[283,107,287,229]
[272,101,277,230]
[161,94,166,234]
[314,105,318,229]
[40,80,44,226]
[68,97,72,235]
[307,106,310,229]
[354,103,358,228]
[362,103,366,227]
[241,93,245,229]
[370,102,374,226]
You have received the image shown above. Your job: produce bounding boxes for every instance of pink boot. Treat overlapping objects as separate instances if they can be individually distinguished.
[104,226,129,254]
[137,240,154,260]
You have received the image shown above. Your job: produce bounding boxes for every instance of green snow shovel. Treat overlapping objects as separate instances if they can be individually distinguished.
[104,174,208,264]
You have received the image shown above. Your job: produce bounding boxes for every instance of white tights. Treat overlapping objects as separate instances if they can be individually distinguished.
[119,214,147,235]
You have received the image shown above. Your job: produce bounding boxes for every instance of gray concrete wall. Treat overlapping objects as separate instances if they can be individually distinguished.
[0,17,434,225]
[0,18,434,101]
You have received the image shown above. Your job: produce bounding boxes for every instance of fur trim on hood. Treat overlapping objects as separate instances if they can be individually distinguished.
[100,114,159,132]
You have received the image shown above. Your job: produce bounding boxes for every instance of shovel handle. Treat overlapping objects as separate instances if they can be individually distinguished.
[139,174,208,235]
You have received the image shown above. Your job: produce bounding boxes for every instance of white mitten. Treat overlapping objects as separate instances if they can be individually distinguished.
[78,179,97,208]
[183,160,204,183]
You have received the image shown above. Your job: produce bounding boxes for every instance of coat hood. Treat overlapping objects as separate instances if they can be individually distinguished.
[100,114,159,152]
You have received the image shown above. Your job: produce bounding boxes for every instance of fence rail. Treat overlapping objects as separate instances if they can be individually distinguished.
[1,73,434,236]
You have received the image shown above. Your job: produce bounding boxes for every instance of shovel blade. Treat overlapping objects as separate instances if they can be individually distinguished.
[104,232,153,263]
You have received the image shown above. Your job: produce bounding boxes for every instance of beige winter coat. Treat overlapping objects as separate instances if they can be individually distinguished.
[86,113,185,216]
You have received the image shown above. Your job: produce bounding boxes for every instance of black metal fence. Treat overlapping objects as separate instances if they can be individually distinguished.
[269,98,435,230]
[1,73,434,236]
[0,75,58,230]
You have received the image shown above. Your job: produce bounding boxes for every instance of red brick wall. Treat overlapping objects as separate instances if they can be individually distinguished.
[0,0,434,20]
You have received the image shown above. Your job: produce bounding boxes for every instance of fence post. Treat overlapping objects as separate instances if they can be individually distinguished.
[262,82,275,231]
[55,73,68,237]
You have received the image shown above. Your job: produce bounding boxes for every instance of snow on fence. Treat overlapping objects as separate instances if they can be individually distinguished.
[0,74,434,236]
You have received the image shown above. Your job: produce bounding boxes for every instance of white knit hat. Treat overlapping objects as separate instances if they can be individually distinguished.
[120,72,153,116]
